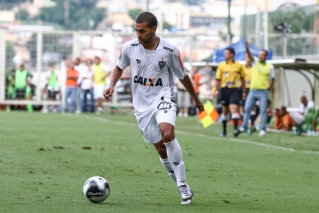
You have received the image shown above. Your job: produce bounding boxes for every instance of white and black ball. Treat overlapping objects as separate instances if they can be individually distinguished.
[83,176,110,203]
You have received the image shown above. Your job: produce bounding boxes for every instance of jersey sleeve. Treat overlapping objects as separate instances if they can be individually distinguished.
[170,49,187,80]
[216,64,222,80]
[117,43,130,70]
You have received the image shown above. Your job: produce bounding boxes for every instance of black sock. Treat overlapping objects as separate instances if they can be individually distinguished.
[234,118,239,131]
[222,120,227,134]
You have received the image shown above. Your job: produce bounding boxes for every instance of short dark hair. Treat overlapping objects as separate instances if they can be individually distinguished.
[261,49,268,57]
[225,47,235,55]
[136,12,158,28]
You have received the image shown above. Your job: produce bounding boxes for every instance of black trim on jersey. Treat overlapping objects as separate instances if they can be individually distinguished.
[154,37,160,50]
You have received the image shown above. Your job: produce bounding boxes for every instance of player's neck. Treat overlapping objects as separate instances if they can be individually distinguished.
[143,36,159,51]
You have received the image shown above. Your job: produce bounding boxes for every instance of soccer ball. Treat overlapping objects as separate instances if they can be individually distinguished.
[83,176,110,203]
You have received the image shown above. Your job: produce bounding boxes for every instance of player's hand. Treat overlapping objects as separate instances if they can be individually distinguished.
[242,92,246,100]
[194,99,204,113]
[103,87,114,102]
[245,41,249,48]
[212,91,219,99]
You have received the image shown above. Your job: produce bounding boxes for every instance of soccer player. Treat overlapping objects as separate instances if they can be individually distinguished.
[103,12,204,205]
[212,48,246,137]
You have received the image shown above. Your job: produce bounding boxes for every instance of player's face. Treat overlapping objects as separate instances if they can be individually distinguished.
[94,57,100,64]
[135,22,156,45]
[259,51,267,62]
[224,50,233,61]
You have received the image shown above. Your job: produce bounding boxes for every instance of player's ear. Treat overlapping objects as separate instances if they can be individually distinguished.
[152,26,157,33]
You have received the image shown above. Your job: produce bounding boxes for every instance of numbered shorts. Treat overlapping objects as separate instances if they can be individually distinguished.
[218,88,241,107]
[136,99,177,145]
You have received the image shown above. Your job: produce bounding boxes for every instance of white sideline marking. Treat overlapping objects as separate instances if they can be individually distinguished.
[64,114,319,155]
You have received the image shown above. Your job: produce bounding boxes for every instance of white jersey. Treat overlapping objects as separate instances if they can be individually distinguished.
[117,37,187,113]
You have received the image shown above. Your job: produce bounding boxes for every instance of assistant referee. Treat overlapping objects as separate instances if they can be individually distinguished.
[213,47,246,137]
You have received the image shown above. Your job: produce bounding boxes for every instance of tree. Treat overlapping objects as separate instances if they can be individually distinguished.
[128,8,143,21]
[26,34,73,67]
[36,0,106,30]
[0,0,32,9]
[184,0,198,5]
[163,20,173,30]
[15,9,31,21]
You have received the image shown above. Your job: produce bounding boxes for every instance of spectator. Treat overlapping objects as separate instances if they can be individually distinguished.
[300,96,314,115]
[6,69,15,99]
[192,67,202,96]
[280,106,293,131]
[60,61,78,112]
[93,56,110,114]
[74,57,85,114]
[14,64,33,100]
[78,59,94,113]
[241,42,275,136]
[273,108,282,130]
[46,63,59,99]
[46,63,60,112]
[176,73,191,117]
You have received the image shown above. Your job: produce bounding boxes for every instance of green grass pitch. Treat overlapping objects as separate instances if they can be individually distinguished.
[0,112,318,213]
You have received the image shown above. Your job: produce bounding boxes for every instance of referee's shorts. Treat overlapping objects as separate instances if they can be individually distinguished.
[218,87,241,107]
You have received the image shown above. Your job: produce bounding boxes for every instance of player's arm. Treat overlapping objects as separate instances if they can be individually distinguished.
[239,65,246,99]
[212,65,222,98]
[245,41,254,62]
[179,75,204,112]
[170,50,204,112]
[104,44,130,102]
[268,65,275,90]
[103,66,123,102]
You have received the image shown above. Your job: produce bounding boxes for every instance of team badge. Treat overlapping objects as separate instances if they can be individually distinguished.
[158,57,166,70]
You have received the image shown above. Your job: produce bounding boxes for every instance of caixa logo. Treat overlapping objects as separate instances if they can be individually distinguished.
[134,76,163,87]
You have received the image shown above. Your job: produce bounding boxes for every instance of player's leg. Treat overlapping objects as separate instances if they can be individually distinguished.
[158,122,192,203]
[229,89,241,137]
[153,141,176,183]
[258,90,268,136]
[219,88,230,137]
[242,90,258,131]
[156,100,193,204]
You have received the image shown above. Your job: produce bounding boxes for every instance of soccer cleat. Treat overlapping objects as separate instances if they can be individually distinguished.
[239,126,245,132]
[181,199,192,205]
[220,132,227,137]
[178,184,193,202]
[259,130,266,137]
[234,130,240,137]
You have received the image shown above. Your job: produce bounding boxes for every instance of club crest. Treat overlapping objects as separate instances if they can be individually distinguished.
[158,57,166,70]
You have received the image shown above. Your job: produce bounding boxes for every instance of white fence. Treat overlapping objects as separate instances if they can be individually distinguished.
[0,30,223,107]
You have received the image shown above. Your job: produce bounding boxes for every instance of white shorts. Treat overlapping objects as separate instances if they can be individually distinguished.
[136,99,177,145]
[94,84,105,99]
[177,90,191,107]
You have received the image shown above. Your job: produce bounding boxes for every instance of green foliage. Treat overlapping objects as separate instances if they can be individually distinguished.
[163,20,173,30]
[128,8,143,21]
[269,8,306,33]
[15,9,31,21]
[26,34,72,66]
[36,0,106,30]
[0,0,32,9]
[184,0,198,5]
[5,42,15,70]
